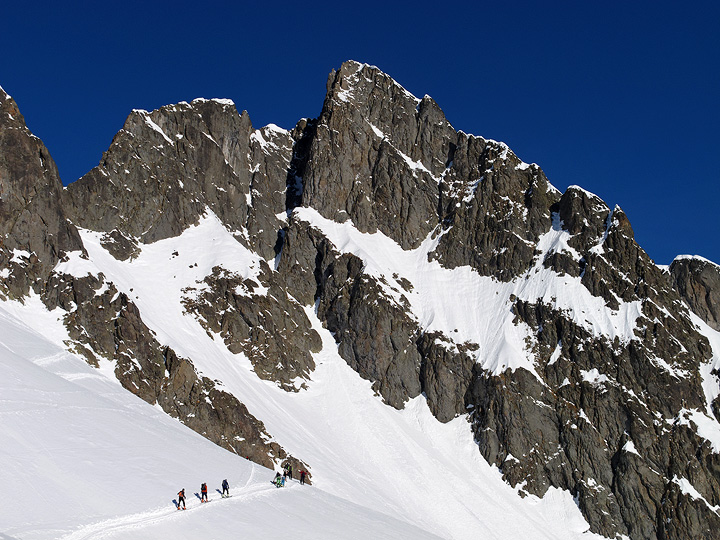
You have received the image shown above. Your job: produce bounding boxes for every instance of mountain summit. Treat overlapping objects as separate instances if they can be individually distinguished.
[1,61,719,540]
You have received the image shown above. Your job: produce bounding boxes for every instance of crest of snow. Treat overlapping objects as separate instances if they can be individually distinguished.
[10,248,31,264]
[191,97,235,107]
[0,268,9,278]
[675,408,720,453]
[262,123,287,135]
[673,254,720,268]
[139,111,173,144]
[250,124,290,153]
[580,368,610,386]
[515,161,534,171]
[622,438,640,456]
[672,476,720,515]
[348,60,420,105]
[566,185,604,201]
[0,84,10,99]
[483,138,510,162]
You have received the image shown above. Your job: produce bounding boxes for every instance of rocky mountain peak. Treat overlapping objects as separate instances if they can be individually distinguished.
[64,97,292,259]
[0,85,83,299]
[1,62,719,540]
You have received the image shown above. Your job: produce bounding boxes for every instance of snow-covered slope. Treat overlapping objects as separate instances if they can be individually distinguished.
[0,303,444,540]
[0,211,610,540]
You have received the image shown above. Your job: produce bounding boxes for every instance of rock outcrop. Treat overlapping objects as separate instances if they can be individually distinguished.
[0,86,83,299]
[63,99,292,260]
[670,256,720,331]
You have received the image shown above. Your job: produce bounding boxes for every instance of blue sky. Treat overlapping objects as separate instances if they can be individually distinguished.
[2,1,718,264]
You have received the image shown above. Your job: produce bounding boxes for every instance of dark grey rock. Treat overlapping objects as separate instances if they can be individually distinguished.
[181,263,321,390]
[670,256,720,331]
[0,87,83,299]
[64,99,292,260]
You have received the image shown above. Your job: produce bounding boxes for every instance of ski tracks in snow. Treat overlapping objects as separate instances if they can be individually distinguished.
[59,478,283,540]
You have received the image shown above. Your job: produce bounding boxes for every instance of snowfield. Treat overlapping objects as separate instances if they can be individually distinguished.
[0,210,624,539]
[0,304,441,540]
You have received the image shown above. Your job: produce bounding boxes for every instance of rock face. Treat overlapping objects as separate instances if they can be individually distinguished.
[670,256,720,331]
[63,99,292,260]
[0,86,83,299]
[1,62,719,539]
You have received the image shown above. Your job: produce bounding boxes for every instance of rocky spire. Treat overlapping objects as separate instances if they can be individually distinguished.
[64,98,292,260]
[0,86,83,299]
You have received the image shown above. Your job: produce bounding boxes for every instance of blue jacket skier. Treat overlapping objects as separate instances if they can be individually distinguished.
[222,479,229,497]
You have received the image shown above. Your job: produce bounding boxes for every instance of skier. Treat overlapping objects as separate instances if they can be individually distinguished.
[201,482,208,502]
[177,488,186,509]
[287,463,293,480]
[299,470,306,485]
[221,478,229,498]
[274,472,283,488]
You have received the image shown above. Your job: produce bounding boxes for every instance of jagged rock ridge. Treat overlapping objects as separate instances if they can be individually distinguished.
[2,62,720,539]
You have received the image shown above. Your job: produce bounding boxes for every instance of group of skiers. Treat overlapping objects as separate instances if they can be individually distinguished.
[176,465,307,509]
[176,479,230,510]
[273,462,307,487]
